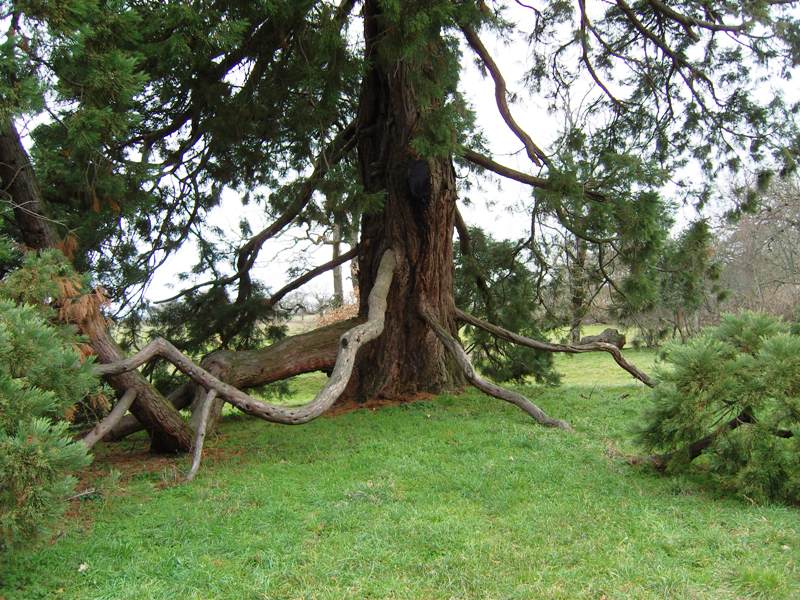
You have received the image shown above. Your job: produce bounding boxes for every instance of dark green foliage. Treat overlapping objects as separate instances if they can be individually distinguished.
[0,227,97,550]
[638,313,800,504]
[455,228,558,384]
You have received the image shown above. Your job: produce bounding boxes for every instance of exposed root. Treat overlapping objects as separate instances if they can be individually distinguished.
[82,388,137,449]
[92,250,397,427]
[456,308,655,387]
[419,307,572,431]
[186,389,217,481]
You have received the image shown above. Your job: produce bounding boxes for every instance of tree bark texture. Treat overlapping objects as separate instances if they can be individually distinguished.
[0,118,59,250]
[351,0,465,401]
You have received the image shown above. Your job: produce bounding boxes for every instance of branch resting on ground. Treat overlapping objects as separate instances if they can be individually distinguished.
[456,308,655,387]
[186,389,217,481]
[93,250,397,426]
[419,307,572,431]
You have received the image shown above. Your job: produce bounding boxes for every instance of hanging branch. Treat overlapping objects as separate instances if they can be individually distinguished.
[455,308,655,387]
[93,250,397,425]
[419,307,571,430]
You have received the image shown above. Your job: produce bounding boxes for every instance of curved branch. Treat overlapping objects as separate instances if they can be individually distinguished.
[455,308,655,387]
[460,24,549,167]
[420,307,571,430]
[93,250,397,425]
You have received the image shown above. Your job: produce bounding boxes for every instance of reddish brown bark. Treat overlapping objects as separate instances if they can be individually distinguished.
[348,0,465,401]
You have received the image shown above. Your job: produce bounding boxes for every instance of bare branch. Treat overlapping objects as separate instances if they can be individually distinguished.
[420,307,571,430]
[186,389,217,481]
[455,308,655,387]
[82,388,137,449]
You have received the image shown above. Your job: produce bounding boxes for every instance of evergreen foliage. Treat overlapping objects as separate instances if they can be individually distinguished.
[455,227,558,384]
[638,312,800,504]
[0,227,96,551]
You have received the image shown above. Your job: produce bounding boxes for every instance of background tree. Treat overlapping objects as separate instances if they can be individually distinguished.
[714,177,800,318]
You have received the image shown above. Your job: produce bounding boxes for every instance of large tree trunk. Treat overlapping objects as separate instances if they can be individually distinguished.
[0,119,59,250]
[349,1,465,401]
[0,117,192,453]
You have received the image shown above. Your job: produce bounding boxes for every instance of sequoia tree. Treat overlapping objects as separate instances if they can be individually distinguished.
[2,1,799,459]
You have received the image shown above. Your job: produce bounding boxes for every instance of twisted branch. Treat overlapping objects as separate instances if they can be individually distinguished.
[455,308,655,387]
[93,250,397,425]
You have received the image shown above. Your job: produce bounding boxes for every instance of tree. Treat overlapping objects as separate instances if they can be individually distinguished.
[715,177,800,318]
[0,234,96,550]
[2,1,799,459]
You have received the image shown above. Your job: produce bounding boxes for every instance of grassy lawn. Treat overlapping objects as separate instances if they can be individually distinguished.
[2,349,798,599]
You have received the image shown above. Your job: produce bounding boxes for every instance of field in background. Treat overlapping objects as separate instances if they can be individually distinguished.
[3,334,796,600]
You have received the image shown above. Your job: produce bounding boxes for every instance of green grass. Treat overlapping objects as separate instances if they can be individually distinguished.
[2,351,798,599]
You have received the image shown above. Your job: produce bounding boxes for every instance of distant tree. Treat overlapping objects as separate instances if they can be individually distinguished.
[622,220,724,346]
[715,177,800,318]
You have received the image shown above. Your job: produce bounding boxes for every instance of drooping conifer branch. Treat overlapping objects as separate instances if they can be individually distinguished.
[94,250,397,425]
[419,307,571,430]
[459,22,550,167]
[455,308,655,387]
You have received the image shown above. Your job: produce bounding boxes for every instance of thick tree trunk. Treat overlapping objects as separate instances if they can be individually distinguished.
[0,117,192,453]
[350,1,465,401]
[0,119,58,249]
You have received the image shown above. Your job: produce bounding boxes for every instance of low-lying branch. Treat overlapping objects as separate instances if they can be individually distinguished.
[93,250,397,425]
[420,307,571,431]
[455,308,655,387]
[82,388,137,449]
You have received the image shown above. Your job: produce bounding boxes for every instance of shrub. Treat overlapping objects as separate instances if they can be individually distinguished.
[0,238,97,551]
[638,312,800,504]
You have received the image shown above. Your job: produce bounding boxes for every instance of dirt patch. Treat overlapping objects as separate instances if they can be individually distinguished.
[326,392,435,416]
